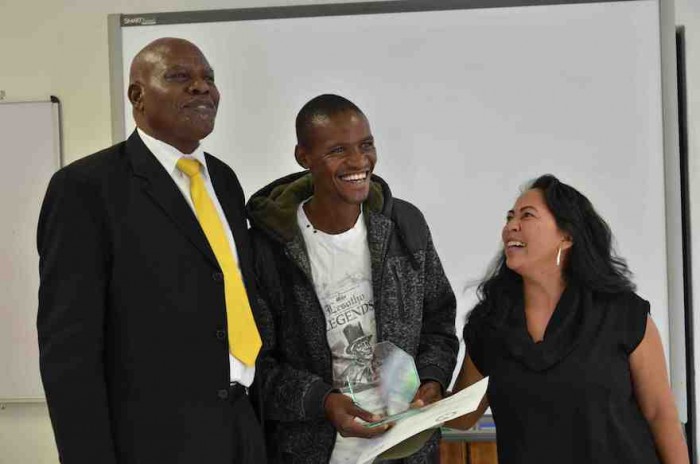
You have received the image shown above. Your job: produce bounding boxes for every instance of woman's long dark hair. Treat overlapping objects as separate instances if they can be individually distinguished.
[471,174,635,322]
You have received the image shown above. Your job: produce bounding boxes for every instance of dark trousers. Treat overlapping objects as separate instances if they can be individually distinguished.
[231,387,267,464]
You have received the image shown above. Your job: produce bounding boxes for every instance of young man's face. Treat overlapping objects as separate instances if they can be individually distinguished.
[297,110,377,207]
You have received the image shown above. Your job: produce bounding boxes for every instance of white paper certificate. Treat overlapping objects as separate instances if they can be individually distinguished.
[356,377,489,464]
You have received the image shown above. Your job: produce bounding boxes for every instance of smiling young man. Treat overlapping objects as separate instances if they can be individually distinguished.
[37,38,266,464]
[247,94,458,463]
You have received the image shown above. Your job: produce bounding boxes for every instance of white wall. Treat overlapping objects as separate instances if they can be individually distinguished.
[0,0,697,463]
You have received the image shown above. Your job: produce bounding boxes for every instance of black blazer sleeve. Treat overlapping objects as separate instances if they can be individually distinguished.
[37,166,118,464]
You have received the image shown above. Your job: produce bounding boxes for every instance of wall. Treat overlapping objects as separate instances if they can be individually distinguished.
[0,0,697,462]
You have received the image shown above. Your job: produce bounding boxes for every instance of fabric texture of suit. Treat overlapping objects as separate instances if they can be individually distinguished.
[37,131,265,464]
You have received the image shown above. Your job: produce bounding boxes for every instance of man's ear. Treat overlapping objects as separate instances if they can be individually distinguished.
[295,145,309,170]
[128,83,144,111]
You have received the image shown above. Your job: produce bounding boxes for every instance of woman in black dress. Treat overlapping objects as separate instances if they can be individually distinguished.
[450,175,689,463]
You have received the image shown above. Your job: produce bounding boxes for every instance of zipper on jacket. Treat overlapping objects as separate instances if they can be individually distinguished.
[392,265,405,317]
[373,223,394,343]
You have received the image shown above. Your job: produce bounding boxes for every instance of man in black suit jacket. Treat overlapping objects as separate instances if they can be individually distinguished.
[37,37,266,464]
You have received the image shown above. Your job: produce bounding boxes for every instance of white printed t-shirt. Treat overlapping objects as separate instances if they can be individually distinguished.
[297,202,379,463]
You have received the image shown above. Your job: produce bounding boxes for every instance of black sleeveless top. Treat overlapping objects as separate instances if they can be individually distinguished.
[463,284,660,464]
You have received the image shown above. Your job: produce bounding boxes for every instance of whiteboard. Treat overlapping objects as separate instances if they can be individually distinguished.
[0,101,61,401]
[112,0,682,409]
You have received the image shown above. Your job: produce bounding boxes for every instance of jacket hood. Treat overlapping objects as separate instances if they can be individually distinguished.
[246,171,393,243]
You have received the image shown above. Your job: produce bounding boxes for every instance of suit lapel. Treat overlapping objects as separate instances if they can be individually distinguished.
[207,156,263,313]
[207,156,249,266]
[127,131,219,268]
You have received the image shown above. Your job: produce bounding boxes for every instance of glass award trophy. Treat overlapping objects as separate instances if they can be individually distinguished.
[343,341,421,426]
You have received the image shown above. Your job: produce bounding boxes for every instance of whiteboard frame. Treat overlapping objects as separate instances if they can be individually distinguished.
[106,0,689,436]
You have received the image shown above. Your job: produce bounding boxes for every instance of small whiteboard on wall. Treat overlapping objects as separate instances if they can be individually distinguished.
[0,100,61,401]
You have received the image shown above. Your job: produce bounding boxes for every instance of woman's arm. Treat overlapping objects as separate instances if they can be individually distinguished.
[630,317,689,464]
[445,354,489,430]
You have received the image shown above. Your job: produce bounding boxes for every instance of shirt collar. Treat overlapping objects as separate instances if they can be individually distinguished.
[137,128,209,178]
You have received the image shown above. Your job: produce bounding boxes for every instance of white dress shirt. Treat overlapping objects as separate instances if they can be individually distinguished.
[137,128,255,386]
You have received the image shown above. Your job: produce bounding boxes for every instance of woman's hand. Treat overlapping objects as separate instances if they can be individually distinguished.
[410,381,443,408]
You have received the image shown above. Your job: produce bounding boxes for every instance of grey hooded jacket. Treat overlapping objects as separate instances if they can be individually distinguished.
[247,172,458,463]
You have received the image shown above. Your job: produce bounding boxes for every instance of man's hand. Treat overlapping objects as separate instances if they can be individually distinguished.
[410,381,443,408]
[324,392,391,438]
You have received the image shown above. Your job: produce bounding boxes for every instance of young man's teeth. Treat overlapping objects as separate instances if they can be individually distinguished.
[341,172,367,181]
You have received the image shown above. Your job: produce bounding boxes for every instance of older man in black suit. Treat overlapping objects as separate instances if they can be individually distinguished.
[37,38,266,464]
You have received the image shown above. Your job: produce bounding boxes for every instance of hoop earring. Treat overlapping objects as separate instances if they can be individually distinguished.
[556,246,562,267]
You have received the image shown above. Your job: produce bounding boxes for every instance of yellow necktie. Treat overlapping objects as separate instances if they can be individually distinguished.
[177,157,261,366]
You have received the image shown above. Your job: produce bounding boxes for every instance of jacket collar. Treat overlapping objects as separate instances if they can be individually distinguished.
[246,171,391,244]
[127,130,220,268]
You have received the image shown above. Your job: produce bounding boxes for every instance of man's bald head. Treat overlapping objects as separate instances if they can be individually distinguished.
[129,38,189,85]
[128,38,219,154]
